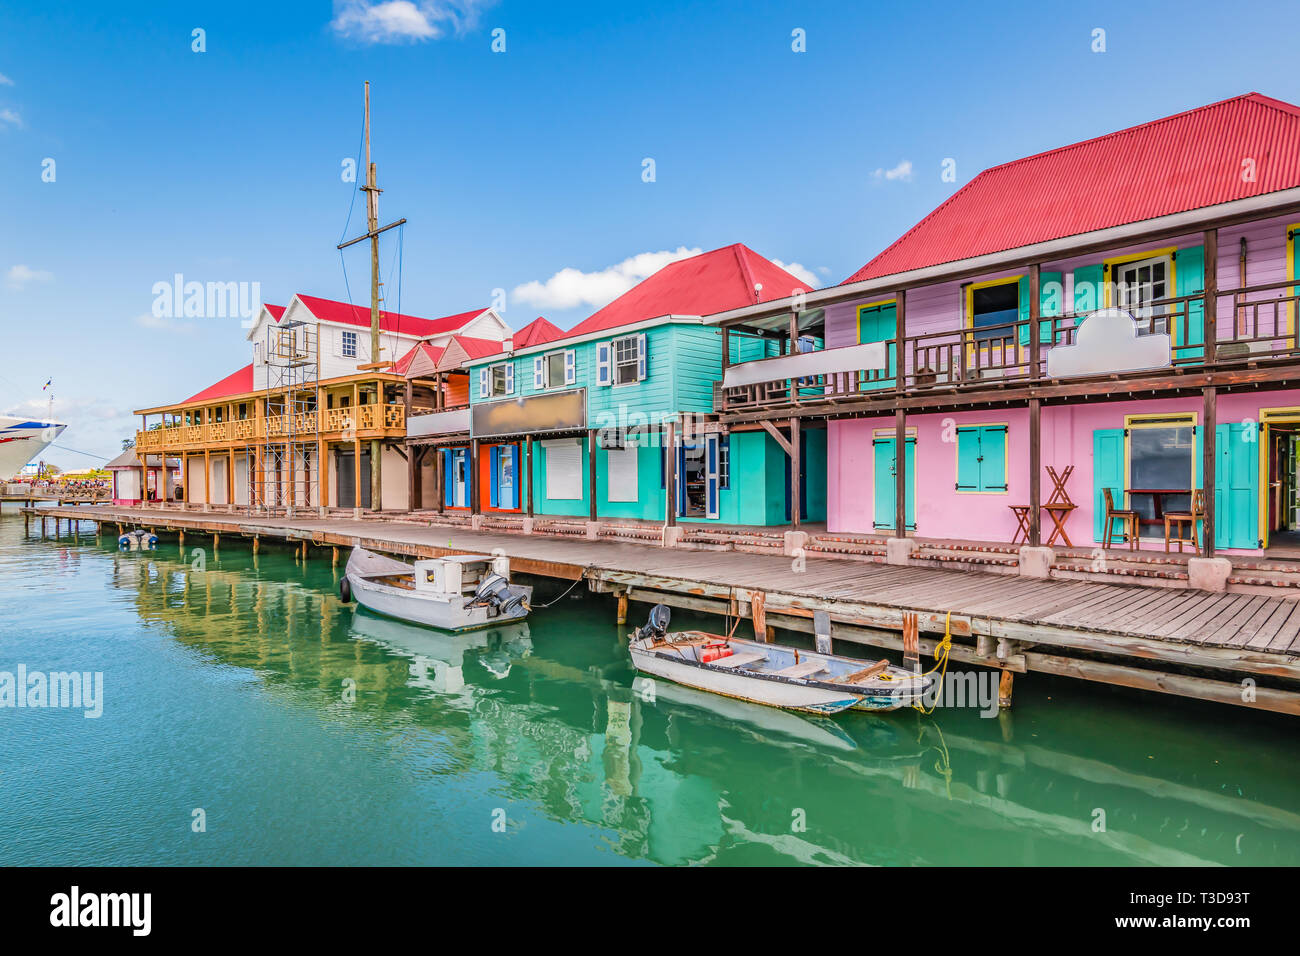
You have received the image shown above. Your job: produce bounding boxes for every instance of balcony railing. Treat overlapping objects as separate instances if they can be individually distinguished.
[134,403,407,451]
[717,280,1300,414]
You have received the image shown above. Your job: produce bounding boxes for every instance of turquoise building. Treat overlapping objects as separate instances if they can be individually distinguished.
[461,245,826,526]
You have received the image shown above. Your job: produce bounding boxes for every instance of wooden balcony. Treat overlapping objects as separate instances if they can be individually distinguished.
[134,403,407,452]
[716,280,1300,418]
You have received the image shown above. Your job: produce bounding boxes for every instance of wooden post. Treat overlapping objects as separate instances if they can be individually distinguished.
[525,435,534,517]
[408,444,419,512]
[894,408,907,537]
[253,535,259,555]
[1203,386,1217,557]
[895,288,907,393]
[588,429,598,522]
[318,440,328,511]
[616,591,628,625]
[1203,228,1218,365]
[213,532,219,553]
[332,545,338,566]
[999,669,1014,709]
[435,446,445,514]
[203,448,211,508]
[789,417,801,528]
[665,422,678,527]
[788,312,800,405]
[1029,398,1042,547]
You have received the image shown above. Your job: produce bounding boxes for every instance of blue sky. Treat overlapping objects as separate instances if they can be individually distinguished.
[1,0,1297,468]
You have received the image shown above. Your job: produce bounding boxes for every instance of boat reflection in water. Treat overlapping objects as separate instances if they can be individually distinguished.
[348,607,532,693]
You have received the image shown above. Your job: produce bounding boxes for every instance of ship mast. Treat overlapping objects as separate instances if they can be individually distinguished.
[337,81,406,512]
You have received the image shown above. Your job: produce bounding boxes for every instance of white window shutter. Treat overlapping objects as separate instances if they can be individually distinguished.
[479,367,488,398]
[504,363,514,394]
[636,333,647,380]
[564,350,576,385]
[533,356,545,389]
[596,342,612,386]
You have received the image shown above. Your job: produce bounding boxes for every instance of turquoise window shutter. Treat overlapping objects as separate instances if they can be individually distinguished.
[955,428,981,490]
[1073,264,1104,314]
[1093,429,1126,542]
[982,426,1008,491]
[1175,245,1205,360]
[1040,271,1063,344]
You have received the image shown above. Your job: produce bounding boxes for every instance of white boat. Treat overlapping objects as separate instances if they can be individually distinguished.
[628,605,932,715]
[341,547,532,633]
[0,416,66,480]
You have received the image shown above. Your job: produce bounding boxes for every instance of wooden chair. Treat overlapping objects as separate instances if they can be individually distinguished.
[1163,489,1205,553]
[1102,487,1139,550]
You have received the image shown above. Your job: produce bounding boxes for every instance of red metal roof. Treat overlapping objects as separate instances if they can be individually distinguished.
[182,363,254,404]
[452,335,508,359]
[845,93,1300,283]
[295,294,490,338]
[564,244,815,337]
[512,316,564,349]
[391,341,446,375]
[266,304,285,321]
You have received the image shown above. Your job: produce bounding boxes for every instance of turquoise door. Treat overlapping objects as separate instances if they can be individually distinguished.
[858,303,896,390]
[1093,429,1126,543]
[873,436,915,531]
[1212,423,1259,549]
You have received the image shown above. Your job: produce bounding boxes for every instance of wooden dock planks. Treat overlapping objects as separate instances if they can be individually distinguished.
[25,504,1300,715]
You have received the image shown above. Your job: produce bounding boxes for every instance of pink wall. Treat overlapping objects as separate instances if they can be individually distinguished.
[829,390,1298,552]
[826,212,1299,360]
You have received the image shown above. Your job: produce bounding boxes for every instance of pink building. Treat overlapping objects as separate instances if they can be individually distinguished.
[710,93,1300,558]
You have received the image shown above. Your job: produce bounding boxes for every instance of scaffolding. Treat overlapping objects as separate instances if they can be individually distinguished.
[245,319,320,516]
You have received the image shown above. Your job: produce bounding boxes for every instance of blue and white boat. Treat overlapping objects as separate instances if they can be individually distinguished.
[628,605,932,716]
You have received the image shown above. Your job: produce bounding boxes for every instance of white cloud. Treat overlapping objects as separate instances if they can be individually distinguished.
[0,107,21,129]
[512,246,703,311]
[872,160,913,183]
[330,0,491,44]
[0,73,13,86]
[772,260,819,288]
[134,312,195,334]
[5,264,52,289]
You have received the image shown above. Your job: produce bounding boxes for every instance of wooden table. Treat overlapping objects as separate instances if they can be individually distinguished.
[1127,488,1192,537]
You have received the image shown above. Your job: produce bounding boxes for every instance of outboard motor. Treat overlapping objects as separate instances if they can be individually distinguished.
[468,572,529,617]
[634,604,672,642]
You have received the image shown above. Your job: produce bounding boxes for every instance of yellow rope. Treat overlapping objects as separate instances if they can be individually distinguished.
[910,611,952,716]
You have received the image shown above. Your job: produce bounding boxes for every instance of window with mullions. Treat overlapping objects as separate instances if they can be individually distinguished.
[1114,255,1172,335]
[613,336,639,385]
[341,330,357,358]
[718,436,730,489]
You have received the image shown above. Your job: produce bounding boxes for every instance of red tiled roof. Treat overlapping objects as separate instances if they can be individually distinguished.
[295,294,489,338]
[391,341,446,375]
[845,93,1300,283]
[183,364,254,404]
[513,316,564,349]
[564,244,815,337]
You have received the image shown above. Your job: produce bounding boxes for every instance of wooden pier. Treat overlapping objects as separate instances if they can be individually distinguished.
[23,503,1300,717]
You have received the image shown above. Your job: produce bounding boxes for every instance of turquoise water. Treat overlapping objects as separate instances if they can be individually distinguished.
[1,510,1298,866]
